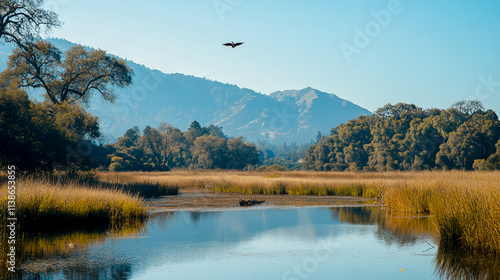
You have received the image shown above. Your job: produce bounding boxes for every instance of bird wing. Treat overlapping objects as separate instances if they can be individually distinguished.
[234,42,244,47]
[222,43,233,46]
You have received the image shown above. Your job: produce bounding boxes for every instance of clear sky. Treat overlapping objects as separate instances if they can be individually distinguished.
[46,0,500,113]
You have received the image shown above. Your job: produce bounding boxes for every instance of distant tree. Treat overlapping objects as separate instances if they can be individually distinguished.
[451,100,484,116]
[207,124,225,138]
[3,41,133,105]
[485,139,500,170]
[158,122,189,168]
[226,137,259,169]
[109,127,146,171]
[185,120,205,143]
[141,126,169,171]
[436,111,500,170]
[188,120,202,131]
[400,117,444,170]
[304,102,500,172]
[0,0,60,47]
[315,131,323,143]
[191,135,228,169]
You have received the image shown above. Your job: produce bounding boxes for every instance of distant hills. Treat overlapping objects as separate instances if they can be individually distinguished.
[0,39,371,144]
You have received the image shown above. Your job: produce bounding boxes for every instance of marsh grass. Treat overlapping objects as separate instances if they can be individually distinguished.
[105,170,500,253]
[382,171,500,253]
[107,170,388,197]
[98,172,179,198]
[0,178,147,232]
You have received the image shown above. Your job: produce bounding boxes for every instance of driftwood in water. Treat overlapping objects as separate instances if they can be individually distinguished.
[239,199,265,207]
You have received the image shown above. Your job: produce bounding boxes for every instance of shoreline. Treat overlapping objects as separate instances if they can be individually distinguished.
[146,188,378,213]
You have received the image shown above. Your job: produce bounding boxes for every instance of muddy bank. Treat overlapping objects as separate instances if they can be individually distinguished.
[146,188,377,212]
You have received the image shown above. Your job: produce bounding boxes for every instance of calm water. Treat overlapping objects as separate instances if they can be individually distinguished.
[10,207,499,279]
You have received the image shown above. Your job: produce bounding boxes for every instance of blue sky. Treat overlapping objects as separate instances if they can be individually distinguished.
[46,0,500,113]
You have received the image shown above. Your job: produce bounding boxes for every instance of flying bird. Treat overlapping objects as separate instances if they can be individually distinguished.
[223,41,244,48]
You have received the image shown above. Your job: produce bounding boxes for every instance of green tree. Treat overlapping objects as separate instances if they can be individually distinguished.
[226,137,259,169]
[485,139,500,170]
[191,135,228,169]
[436,111,500,170]
[400,117,444,170]
[0,84,99,171]
[109,127,146,171]
[4,41,133,105]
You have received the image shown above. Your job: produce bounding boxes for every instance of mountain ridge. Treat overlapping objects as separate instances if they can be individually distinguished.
[0,38,372,143]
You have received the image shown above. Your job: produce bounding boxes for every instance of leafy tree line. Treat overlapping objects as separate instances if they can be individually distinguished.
[105,121,259,171]
[304,101,500,171]
[255,140,310,170]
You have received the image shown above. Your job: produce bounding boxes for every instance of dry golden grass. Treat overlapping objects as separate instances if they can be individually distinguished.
[100,170,396,197]
[0,177,147,232]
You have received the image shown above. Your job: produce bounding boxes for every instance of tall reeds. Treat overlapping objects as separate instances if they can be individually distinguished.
[0,178,147,232]
[382,171,500,254]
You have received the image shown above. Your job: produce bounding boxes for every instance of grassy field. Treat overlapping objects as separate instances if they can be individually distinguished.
[101,170,500,253]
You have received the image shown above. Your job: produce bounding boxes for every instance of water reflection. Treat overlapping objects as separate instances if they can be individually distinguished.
[331,206,436,245]
[0,220,148,280]
[332,207,500,280]
[435,242,500,280]
[1,207,497,280]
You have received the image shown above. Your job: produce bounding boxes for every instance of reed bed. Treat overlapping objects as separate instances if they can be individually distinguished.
[101,170,395,198]
[102,170,500,253]
[0,178,147,232]
[97,172,178,198]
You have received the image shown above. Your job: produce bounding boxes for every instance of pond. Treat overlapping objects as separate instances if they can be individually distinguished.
[7,206,500,279]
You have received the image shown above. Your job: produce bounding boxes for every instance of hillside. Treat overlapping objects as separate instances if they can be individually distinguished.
[0,39,372,143]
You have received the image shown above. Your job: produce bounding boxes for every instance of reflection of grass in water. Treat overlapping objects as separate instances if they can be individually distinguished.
[22,223,146,258]
[0,221,146,278]
[332,206,436,244]
[334,206,385,225]
[435,242,500,280]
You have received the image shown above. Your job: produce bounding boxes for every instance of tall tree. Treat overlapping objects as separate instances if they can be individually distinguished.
[191,135,228,169]
[3,41,133,105]
[0,0,60,47]
[226,137,259,169]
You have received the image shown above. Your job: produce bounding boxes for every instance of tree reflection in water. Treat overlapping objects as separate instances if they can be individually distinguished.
[329,206,499,280]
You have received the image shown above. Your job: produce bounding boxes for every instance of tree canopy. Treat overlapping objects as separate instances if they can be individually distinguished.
[304,102,500,171]
[108,121,259,171]
[3,41,133,105]
[0,0,60,47]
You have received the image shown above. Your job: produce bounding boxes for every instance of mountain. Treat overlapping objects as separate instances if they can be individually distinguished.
[0,39,372,144]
